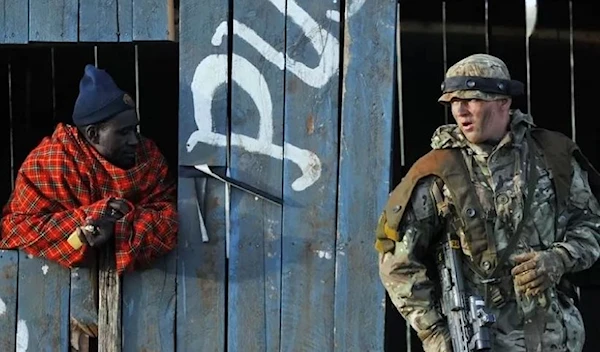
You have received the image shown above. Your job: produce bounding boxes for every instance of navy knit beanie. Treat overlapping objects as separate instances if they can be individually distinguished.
[72,64,135,126]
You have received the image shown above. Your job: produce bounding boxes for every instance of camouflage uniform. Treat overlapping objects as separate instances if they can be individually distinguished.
[377,54,600,352]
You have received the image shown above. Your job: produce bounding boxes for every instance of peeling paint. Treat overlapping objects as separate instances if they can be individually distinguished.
[0,297,6,316]
[41,265,49,275]
[326,10,340,22]
[17,319,29,352]
[316,250,333,260]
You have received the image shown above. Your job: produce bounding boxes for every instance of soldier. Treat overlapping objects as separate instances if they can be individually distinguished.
[376,53,600,351]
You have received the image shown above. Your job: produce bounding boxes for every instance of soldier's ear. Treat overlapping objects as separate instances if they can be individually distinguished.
[499,98,512,112]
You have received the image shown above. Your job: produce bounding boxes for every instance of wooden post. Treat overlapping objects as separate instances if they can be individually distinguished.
[98,246,121,352]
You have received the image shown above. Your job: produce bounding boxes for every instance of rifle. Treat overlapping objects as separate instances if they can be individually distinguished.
[436,227,496,351]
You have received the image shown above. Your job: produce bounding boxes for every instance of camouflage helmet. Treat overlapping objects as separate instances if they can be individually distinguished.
[438,53,524,104]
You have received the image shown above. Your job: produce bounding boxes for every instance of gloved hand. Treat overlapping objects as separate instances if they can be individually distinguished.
[419,325,453,352]
[511,249,567,297]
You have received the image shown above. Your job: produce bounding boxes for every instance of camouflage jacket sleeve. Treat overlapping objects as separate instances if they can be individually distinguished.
[378,176,447,343]
[552,158,600,273]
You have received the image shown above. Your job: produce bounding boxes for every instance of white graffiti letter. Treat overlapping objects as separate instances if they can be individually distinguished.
[212,0,340,88]
[187,54,322,191]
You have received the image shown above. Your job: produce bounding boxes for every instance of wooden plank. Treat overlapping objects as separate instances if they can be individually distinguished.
[280,0,340,350]
[118,0,133,42]
[176,178,226,351]
[0,0,28,43]
[98,246,121,352]
[133,0,174,41]
[528,0,572,135]
[17,256,70,351]
[0,250,18,351]
[334,0,395,350]
[70,265,98,349]
[29,0,78,42]
[79,0,119,42]
[122,253,176,351]
[445,0,487,66]
[177,0,228,349]
[488,0,528,112]
[178,0,228,166]
[227,0,284,350]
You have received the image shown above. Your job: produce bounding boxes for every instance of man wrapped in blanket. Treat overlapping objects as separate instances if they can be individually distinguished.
[0,65,178,348]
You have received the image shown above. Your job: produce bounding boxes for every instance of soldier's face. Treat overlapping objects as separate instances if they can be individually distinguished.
[451,98,511,144]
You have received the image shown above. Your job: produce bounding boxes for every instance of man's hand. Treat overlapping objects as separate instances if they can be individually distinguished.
[78,217,116,247]
[107,198,131,219]
[511,249,566,297]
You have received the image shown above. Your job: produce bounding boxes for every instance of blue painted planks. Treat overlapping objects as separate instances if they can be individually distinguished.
[177,0,228,348]
[227,0,284,350]
[29,0,78,42]
[0,0,28,43]
[118,0,133,42]
[70,266,98,343]
[0,250,18,351]
[334,0,395,350]
[79,0,119,42]
[176,178,226,351]
[178,0,228,166]
[122,254,177,351]
[133,0,174,41]
[17,255,70,351]
[280,0,341,350]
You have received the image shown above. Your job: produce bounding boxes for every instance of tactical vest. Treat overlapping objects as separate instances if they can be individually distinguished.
[376,128,600,288]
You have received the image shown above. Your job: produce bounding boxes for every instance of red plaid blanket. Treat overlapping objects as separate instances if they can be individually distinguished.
[0,123,177,273]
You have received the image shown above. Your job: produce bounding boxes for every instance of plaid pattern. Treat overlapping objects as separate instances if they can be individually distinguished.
[0,123,177,273]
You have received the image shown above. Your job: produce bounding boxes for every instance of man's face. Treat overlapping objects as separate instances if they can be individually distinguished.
[450,98,510,144]
[91,109,140,169]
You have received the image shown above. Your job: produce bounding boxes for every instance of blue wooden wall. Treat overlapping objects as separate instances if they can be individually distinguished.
[178,0,396,351]
[0,0,174,43]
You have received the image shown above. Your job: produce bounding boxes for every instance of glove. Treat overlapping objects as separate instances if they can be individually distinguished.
[511,249,566,297]
[420,325,453,352]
